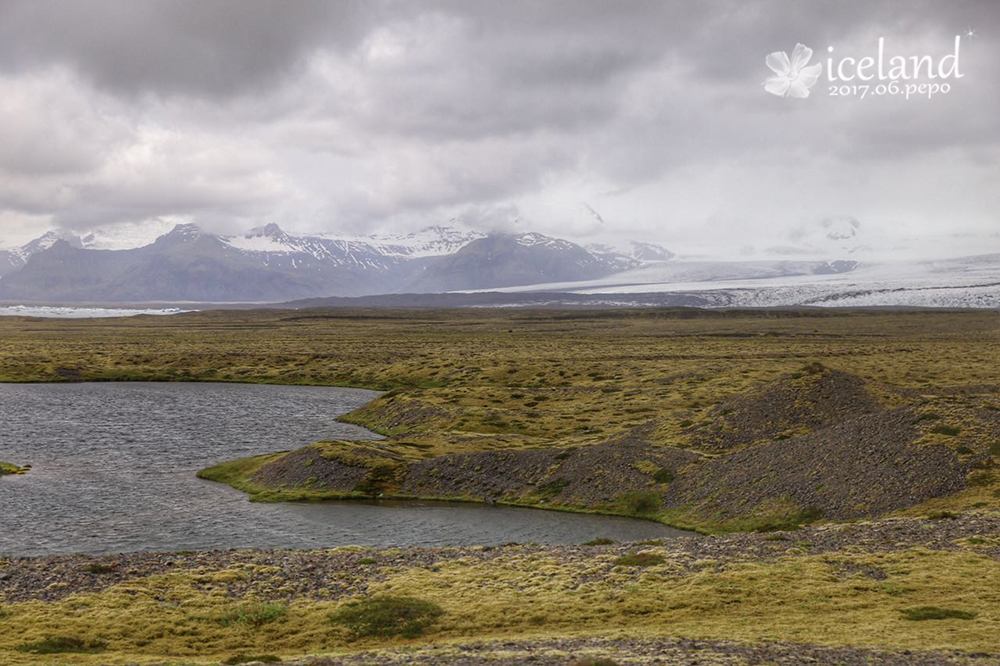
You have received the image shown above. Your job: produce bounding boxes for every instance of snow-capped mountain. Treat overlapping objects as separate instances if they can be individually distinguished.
[411,233,639,292]
[0,224,651,303]
[80,219,180,251]
[220,223,488,271]
[1,220,995,308]
[319,225,487,258]
[223,223,402,272]
[0,230,82,278]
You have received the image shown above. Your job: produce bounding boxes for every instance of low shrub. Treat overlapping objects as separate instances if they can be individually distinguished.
[652,467,675,484]
[930,424,961,436]
[582,538,616,546]
[617,491,661,516]
[900,606,977,621]
[330,595,444,638]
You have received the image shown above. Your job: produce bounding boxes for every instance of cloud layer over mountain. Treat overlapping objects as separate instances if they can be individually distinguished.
[0,0,998,259]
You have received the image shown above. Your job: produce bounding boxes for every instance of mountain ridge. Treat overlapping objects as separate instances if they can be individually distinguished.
[0,223,665,303]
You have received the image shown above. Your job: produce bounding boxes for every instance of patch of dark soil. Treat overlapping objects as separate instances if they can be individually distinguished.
[667,408,968,522]
[54,367,82,381]
[691,368,881,453]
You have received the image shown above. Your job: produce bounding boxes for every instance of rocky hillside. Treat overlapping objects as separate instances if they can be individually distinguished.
[201,364,1000,533]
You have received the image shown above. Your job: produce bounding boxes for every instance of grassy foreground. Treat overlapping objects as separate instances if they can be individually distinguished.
[2,307,1000,662]
[1,515,1000,664]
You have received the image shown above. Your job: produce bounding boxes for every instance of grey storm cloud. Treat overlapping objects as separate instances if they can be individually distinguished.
[0,0,997,257]
[0,0,380,97]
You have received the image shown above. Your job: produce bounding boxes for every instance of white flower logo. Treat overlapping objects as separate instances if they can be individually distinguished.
[765,43,823,98]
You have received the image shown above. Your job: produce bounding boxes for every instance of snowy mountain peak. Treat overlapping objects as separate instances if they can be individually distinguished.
[164,223,204,240]
[628,241,675,262]
[0,230,83,278]
[399,226,485,257]
[24,230,82,254]
[513,232,576,250]
[251,223,286,238]
[315,224,486,258]
[79,219,179,251]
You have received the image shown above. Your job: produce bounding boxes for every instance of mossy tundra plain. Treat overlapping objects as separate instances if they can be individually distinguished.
[1,307,1000,663]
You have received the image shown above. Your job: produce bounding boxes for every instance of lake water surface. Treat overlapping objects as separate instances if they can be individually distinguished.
[0,383,688,556]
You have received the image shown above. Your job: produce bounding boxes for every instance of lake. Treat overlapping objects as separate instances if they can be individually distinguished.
[0,382,690,556]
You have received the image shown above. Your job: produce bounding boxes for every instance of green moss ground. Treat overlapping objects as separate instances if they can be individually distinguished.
[3,308,1000,661]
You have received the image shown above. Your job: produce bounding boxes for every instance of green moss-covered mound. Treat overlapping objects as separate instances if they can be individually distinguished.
[0,461,28,475]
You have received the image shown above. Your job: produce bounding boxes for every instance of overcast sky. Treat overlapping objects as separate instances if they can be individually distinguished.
[0,0,997,258]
